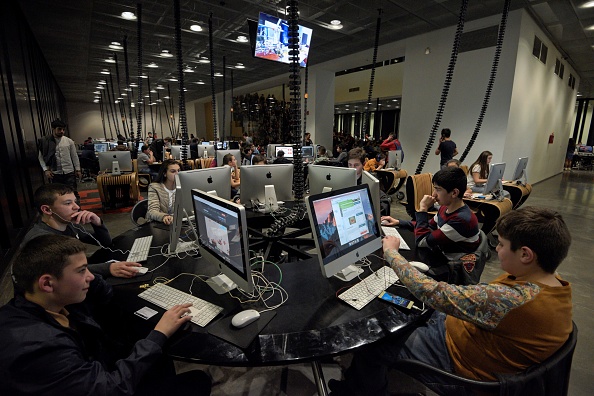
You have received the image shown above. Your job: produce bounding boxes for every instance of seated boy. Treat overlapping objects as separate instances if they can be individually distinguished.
[382,167,480,253]
[330,206,572,395]
[0,234,211,395]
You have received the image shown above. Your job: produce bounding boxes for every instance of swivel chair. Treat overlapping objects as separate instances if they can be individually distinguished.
[391,321,577,396]
[130,199,148,226]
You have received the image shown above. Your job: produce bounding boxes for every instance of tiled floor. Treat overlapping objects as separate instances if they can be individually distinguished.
[3,170,593,394]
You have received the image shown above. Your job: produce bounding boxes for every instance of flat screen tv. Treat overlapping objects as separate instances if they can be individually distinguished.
[253,12,312,67]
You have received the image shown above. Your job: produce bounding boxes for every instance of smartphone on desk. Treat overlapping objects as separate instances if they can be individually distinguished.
[378,291,414,309]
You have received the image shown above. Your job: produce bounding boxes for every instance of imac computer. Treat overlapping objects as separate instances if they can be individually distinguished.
[240,164,294,209]
[197,145,216,158]
[94,142,108,153]
[308,165,357,195]
[170,145,190,160]
[302,145,315,159]
[482,162,506,201]
[362,171,381,223]
[386,149,402,170]
[266,144,283,159]
[191,189,253,294]
[168,184,200,256]
[176,167,232,218]
[228,141,240,150]
[510,157,528,185]
[306,184,382,281]
[216,149,242,167]
[275,146,294,159]
[97,151,133,174]
[200,141,211,146]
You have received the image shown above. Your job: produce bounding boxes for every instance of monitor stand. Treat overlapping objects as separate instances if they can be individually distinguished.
[111,160,121,175]
[334,265,364,282]
[322,186,332,193]
[264,185,279,213]
[208,273,237,294]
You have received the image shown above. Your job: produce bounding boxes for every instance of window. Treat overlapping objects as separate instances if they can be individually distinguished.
[568,74,576,90]
[533,36,547,64]
[555,59,565,79]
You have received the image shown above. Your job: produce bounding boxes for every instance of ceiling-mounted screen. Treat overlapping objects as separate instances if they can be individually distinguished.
[253,12,312,67]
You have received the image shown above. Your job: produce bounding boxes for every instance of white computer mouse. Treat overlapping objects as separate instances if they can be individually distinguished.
[409,261,430,272]
[231,309,261,328]
[381,220,388,225]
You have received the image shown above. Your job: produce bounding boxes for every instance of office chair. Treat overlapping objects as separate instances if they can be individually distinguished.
[401,173,433,219]
[79,156,99,183]
[441,230,490,285]
[130,199,148,226]
[391,321,577,396]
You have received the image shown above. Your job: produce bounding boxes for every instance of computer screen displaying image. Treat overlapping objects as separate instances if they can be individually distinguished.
[306,184,382,280]
[94,143,108,153]
[240,164,294,208]
[302,146,315,159]
[308,165,357,195]
[275,146,294,159]
[97,151,133,173]
[191,189,253,294]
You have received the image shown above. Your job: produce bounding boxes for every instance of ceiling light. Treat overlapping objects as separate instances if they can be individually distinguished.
[140,74,148,79]
[190,24,203,32]
[164,96,170,99]
[160,50,173,58]
[93,91,100,94]
[121,12,137,20]
[96,86,104,89]
[129,83,138,87]
[147,62,158,68]
[156,85,165,90]
[168,77,178,82]
[198,57,210,63]
[100,69,110,74]
[121,93,127,96]
[425,47,431,55]
[183,67,194,72]
[236,35,248,43]
[114,100,119,104]
[582,1,594,8]
[196,80,205,85]
[150,89,157,93]
[144,95,150,98]
[214,72,223,77]
[329,20,343,30]
[109,42,123,50]
[131,103,135,107]
[235,63,245,69]
[105,57,115,63]
[98,80,106,84]
[93,99,100,103]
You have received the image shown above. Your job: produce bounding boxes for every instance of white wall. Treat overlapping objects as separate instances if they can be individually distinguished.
[67,102,102,143]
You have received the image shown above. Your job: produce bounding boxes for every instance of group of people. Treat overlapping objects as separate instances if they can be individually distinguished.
[15,122,573,394]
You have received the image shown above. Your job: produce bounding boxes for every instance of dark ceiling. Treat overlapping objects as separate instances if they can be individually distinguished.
[15,0,594,105]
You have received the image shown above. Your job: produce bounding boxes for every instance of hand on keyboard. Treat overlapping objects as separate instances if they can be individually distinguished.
[154,303,193,338]
[109,261,143,278]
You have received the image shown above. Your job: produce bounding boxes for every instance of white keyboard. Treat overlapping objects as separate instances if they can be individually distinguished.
[338,266,399,310]
[381,227,411,250]
[126,235,153,262]
[138,282,223,327]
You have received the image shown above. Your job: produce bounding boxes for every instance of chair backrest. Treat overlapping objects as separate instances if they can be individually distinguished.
[130,199,148,226]
[403,173,433,217]
[460,165,469,175]
[442,229,489,285]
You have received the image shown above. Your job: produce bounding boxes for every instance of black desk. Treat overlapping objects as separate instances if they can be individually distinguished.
[91,224,437,394]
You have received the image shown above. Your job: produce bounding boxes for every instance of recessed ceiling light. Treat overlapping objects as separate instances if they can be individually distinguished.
[582,1,594,8]
[129,83,138,87]
[93,91,100,94]
[140,75,148,79]
[164,96,171,99]
[121,12,136,20]
[114,100,119,104]
[160,50,173,58]
[144,95,150,98]
[196,80,205,85]
[168,77,178,82]
[97,86,104,89]
[235,63,245,69]
[109,42,123,50]
[236,35,248,43]
[150,89,157,93]
[190,24,202,32]
[183,67,194,72]
[156,85,165,90]
[329,20,343,30]
[93,99,100,103]
[214,72,223,77]
[147,62,158,68]
[198,57,210,63]
[98,80,106,84]
[105,57,115,63]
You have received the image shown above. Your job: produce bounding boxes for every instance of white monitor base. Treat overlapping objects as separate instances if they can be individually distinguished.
[333,265,364,282]
[208,273,237,294]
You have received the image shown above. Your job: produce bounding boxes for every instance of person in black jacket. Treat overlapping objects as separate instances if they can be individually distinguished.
[0,234,211,396]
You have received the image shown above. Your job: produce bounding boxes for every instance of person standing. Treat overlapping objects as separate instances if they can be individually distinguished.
[435,128,458,168]
[38,119,82,200]
[380,133,405,163]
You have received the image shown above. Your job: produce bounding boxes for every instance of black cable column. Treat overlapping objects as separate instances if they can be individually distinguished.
[362,9,382,140]
[208,12,218,141]
[174,0,189,165]
[135,3,143,145]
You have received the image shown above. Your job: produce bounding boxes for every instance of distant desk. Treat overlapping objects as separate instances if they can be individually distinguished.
[572,152,593,170]
[463,197,513,235]
[96,173,139,211]
[92,225,437,394]
[503,182,532,209]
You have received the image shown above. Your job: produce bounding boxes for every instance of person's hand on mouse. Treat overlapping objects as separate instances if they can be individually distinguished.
[154,303,193,338]
[380,216,399,227]
[382,235,401,252]
[109,261,142,278]
[419,195,436,212]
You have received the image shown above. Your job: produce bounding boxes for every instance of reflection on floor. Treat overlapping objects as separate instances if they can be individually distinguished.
[4,171,593,395]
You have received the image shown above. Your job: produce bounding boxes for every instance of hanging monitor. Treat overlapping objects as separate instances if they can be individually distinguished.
[253,12,312,67]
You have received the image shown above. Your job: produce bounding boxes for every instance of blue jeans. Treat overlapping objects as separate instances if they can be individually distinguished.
[343,311,459,395]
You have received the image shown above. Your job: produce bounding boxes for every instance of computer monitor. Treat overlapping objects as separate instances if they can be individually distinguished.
[136,142,144,152]
[510,157,528,184]
[302,145,315,159]
[240,164,294,208]
[191,189,253,294]
[200,141,211,146]
[97,151,133,173]
[94,143,108,153]
[308,165,357,195]
[275,146,294,159]
[108,142,118,150]
[362,171,381,223]
[176,167,232,216]
[386,150,402,169]
[266,144,283,159]
[216,141,228,150]
[216,149,242,168]
[168,184,200,256]
[483,162,506,200]
[170,145,190,160]
[197,145,216,158]
[228,141,240,150]
[306,184,382,281]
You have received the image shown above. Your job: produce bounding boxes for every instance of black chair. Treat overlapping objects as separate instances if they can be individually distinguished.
[391,321,578,396]
[79,156,99,182]
[130,199,148,226]
[442,229,490,285]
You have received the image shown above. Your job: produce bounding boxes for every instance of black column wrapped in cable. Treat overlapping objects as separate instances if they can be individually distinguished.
[362,8,382,140]
[222,55,226,141]
[135,2,143,145]
[415,0,468,175]
[459,0,511,163]
[173,0,189,166]
[123,36,135,145]
[267,0,305,237]
[208,12,218,142]
[113,53,128,139]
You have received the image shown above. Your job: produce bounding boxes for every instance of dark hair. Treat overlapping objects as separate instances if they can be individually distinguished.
[141,145,151,152]
[432,167,467,196]
[496,207,571,273]
[470,151,493,179]
[318,145,327,155]
[163,137,172,143]
[222,153,235,165]
[446,158,461,167]
[33,183,74,214]
[154,159,181,183]
[252,154,266,164]
[51,119,66,129]
[441,128,452,138]
[348,147,366,164]
[276,150,285,158]
[12,235,87,294]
